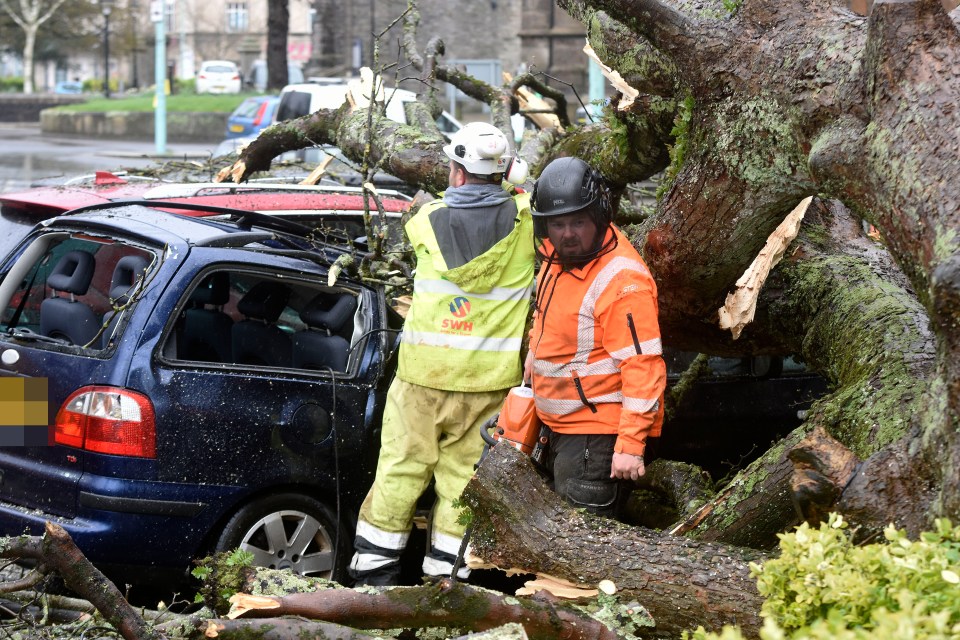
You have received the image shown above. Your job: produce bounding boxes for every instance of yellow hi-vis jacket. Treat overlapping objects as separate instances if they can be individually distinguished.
[397,192,534,392]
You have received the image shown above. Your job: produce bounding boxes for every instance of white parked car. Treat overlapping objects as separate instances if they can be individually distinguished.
[196,60,242,94]
[274,80,462,140]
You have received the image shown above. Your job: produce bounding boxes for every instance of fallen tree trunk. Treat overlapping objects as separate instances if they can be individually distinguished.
[463,444,769,638]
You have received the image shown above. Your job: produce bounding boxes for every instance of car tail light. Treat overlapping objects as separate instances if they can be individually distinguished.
[55,386,156,458]
[231,74,240,80]
[253,102,268,126]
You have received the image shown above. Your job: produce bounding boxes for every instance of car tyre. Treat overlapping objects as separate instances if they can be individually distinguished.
[215,493,349,582]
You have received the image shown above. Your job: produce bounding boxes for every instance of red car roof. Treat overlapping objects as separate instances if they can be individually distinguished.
[0,172,410,219]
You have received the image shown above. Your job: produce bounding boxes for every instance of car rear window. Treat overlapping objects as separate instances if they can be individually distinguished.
[233,99,263,119]
[0,234,155,350]
[204,64,236,73]
[0,208,44,264]
[276,91,312,122]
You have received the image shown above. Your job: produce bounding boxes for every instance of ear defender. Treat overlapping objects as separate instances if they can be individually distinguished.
[504,157,530,185]
[588,167,612,220]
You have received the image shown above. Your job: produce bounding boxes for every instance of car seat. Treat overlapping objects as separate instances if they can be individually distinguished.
[101,255,151,348]
[39,250,101,347]
[180,272,233,362]
[292,292,357,371]
[231,282,292,367]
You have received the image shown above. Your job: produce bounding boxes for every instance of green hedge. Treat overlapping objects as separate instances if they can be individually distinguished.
[82,78,119,93]
[686,514,960,639]
[0,77,24,93]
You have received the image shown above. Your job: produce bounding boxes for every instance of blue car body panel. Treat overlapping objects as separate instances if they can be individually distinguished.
[224,96,279,138]
[0,206,390,582]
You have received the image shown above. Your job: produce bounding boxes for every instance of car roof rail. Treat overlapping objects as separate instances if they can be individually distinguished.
[192,231,275,248]
[51,200,376,259]
[58,199,318,241]
[140,181,412,201]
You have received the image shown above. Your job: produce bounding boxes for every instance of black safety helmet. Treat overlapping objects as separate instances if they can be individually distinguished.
[531,157,612,239]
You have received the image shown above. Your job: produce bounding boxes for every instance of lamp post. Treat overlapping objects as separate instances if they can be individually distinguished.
[101,0,114,97]
[151,0,167,154]
[131,0,140,89]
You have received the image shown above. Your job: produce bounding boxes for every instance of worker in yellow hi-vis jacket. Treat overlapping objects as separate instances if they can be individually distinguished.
[349,122,534,586]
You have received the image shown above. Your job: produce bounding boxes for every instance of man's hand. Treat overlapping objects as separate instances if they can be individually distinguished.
[610,452,646,481]
[523,350,535,384]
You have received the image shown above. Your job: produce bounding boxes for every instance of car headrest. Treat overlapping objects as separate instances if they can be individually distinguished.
[238,282,290,323]
[109,255,151,304]
[191,272,230,306]
[300,293,357,332]
[48,250,95,296]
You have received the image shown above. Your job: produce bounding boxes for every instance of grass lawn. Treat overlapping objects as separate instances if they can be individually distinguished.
[53,93,257,113]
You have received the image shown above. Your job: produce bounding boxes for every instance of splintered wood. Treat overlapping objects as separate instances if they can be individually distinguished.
[718,196,813,339]
[583,41,639,110]
[299,154,335,185]
[515,574,599,598]
[503,72,562,130]
[226,593,280,619]
[346,67,385,110]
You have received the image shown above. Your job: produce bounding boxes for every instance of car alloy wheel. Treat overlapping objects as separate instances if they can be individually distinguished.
[215,493,347,580]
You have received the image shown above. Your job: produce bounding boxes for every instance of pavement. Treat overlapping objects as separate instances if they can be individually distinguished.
[0,122,222,194]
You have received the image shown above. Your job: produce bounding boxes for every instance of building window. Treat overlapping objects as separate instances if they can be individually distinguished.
[164,0,174,32]
[226,2,248,32]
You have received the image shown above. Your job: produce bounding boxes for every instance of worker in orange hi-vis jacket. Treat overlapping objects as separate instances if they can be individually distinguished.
[524,156,666,520]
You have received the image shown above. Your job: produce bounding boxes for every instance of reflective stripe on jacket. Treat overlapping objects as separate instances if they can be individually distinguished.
[529,225,666,456]
[397,191,534,392]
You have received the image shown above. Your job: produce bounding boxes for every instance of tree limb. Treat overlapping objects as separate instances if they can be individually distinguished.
[0,523,160,640]
[229,578,621,640]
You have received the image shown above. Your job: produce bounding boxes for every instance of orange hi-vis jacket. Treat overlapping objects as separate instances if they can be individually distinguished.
[529,225,666,456]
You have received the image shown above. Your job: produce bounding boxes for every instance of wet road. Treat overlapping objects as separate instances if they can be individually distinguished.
[0,123,220,194]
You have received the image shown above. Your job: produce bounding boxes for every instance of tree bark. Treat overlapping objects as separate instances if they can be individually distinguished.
[226,578,621,640]
[0,523,159,640]
[463,444,768,638]
[265,0,289,91]
[186,618,377,640]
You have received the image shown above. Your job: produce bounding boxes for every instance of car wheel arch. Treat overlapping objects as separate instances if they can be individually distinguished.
[205,488,353,582]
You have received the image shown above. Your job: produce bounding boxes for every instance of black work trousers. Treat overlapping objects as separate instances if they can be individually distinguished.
[546,430,628,519]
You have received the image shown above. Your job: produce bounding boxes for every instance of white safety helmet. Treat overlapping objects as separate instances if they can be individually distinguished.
[443,122,530,184]
[443,122,511,176]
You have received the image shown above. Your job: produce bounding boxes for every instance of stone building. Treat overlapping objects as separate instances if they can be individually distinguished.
[29,0,592,106]
[307,0,587,117]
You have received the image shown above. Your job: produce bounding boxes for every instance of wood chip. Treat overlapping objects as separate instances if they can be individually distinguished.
[392,295,413,318]
[227,593,281,619]
[299,154,335,185]
[347,67,385,111]
[516,573,599,598]
[465,550,498,571]
[204,621,224,637]
[598,579,617,595]
[504,72,562,130]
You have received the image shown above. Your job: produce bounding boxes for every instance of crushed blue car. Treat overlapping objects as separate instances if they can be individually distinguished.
[0,203,399,587]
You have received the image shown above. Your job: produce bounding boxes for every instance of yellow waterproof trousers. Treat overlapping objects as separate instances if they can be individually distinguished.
[351,378,505,581]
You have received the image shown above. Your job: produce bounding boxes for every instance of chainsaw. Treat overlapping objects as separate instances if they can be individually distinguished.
[480,385,548,464]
